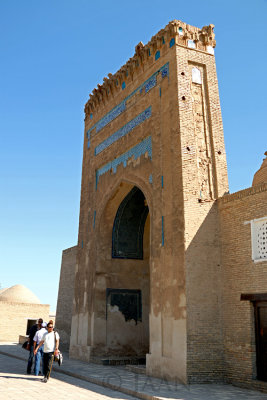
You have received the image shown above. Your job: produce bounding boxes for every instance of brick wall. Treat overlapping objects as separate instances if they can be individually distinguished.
[0,302,49,342]
[219,183,267,390]
[174,43,228,382]
[56,246,77,349]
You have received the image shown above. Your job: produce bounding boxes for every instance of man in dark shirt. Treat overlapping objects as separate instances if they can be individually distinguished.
[26,318,43,374]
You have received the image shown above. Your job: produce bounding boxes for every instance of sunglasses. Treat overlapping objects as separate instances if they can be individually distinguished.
[47,326,53,329]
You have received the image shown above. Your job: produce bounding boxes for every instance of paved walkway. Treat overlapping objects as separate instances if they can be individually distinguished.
[0,352,138,400]
[0,342,267,400]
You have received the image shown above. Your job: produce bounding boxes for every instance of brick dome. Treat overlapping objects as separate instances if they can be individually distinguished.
[252,152,267,186]
[0,284,40,304]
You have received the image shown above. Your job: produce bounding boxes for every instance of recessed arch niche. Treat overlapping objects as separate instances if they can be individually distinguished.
[112,186,149,259]
[93,182,150,358]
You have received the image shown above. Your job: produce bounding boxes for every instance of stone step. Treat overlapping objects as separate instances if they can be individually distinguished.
[90,356,146,366]
[125,364,146,375]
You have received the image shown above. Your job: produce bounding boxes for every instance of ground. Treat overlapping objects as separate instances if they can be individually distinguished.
[0,353,138,400]
[0,343,267,400]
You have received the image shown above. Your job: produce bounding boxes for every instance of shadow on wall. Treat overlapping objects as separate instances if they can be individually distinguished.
[185,202,224,383]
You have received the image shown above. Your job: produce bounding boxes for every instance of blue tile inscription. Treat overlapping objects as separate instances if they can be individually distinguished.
[95,107,152,156]
[86,63,169,149]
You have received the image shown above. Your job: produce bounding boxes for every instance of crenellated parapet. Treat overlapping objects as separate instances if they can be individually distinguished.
[84,20,216,117]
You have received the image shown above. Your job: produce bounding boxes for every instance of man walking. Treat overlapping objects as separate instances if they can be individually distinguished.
[34,321,59,383]
[26,318,43,374]
[33,322,47,376]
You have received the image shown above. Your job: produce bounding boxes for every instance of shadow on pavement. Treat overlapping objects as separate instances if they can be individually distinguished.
[0,352,139,400]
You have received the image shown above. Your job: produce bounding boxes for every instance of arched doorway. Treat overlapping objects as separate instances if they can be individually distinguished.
[93,182,150,359]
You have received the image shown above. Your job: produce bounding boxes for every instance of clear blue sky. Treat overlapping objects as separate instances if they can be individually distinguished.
[0,0,266,312]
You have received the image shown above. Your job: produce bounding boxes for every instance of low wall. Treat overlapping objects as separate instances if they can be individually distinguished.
[0,302,50,342]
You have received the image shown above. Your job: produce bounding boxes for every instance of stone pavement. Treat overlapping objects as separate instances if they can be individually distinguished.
[0,352,138,400]
[1,342,267,400]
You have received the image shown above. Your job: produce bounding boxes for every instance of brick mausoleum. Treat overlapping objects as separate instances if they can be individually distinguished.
[56,20,267,390]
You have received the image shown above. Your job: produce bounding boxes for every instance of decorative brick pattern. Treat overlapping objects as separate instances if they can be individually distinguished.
[96,136,152,188]
[251,217,267,261]
[95,107,152,155]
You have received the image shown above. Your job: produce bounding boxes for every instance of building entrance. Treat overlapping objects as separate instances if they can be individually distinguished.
[93,183,150,358]
[255,302,267,381]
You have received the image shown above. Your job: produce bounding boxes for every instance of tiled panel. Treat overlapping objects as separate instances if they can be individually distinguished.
[93,210,96,229]
[162,216,164,246]
[145,76,157,93]
[169,38,175,48]
[96,136,152,189]
[96,101,126,133]
[87,101,126,148]
[161,64,168,79]
[95,107,152,156]
[86,63,169,148]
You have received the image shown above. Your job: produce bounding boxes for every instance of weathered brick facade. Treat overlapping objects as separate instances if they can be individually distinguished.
[56,20,267,388]
[55,246,77,349]
[219,183,267,391]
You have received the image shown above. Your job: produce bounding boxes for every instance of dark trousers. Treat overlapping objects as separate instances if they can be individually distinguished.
[43,352,54,379]
[27,345,34,373]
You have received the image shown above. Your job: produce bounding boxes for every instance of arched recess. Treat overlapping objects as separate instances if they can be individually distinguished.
[92,181,150,359]
[112,186,149,259]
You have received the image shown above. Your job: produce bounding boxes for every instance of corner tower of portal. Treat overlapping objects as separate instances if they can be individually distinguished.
[70,20,228,384]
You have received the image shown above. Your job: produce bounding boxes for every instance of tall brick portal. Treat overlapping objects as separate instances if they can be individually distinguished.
[56,20,267,388]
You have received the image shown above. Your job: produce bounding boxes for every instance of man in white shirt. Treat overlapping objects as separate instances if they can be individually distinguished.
[33,322,47,376]
[34,321,59,383]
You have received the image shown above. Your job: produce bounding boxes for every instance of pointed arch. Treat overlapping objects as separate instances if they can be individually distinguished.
[112,186,149,259]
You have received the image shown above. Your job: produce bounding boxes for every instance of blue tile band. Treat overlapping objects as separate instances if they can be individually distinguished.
[96,101,126,133]
[162,216,164,246]
[87,101,126,148]
[145,76,157,93]
[86,63,169,148]
[149,174,153,184]
[161,175,164,188]
[93,211,96,229]
[96,136,152,189]
[95,106,152,156]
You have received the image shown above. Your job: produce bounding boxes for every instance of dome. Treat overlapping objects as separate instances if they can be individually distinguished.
[0,284,41,304]
[252,152,267,186]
